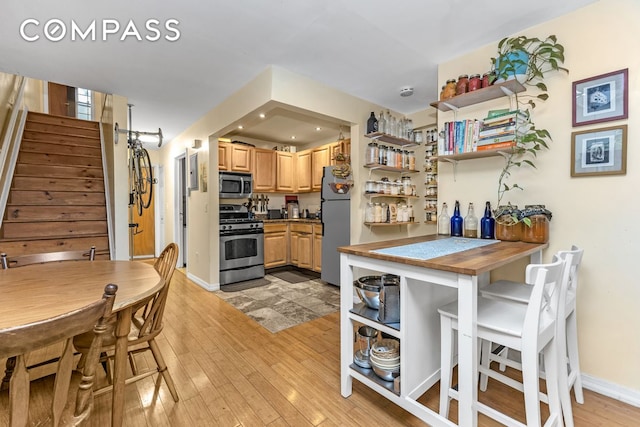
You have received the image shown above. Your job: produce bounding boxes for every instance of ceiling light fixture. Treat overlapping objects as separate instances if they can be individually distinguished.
[238,125,243,129]
[316,127,322,131]
[259,113,266,118]
[400,87,414,97]
[290,136,296,140]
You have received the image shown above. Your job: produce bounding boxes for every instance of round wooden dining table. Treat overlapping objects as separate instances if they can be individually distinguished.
[0,260,164,427]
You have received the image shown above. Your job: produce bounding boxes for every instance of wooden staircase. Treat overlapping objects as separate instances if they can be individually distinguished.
[0,112,111,258]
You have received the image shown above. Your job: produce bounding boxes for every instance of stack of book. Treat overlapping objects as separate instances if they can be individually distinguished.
[477,110,528,151]
[440,119,481,156]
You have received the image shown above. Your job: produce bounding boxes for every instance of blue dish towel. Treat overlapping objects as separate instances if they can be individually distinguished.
[371,237,499,261]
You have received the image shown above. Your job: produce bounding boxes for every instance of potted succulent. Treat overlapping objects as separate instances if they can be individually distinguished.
[490,35,567,241]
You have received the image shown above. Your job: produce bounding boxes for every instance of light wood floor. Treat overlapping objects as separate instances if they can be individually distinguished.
[84,268,639,426]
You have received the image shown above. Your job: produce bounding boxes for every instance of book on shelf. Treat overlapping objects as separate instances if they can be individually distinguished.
[477,134,516,145]
[479,125,517,138]
[476,141,516,151]
[482,110,528,126]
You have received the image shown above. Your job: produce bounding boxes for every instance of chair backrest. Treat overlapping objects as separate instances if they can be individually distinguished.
[556,245,583,305]
[132,243,179,342]
[522,257,566,343]
[0,283,117,426]
[0,246,97,269]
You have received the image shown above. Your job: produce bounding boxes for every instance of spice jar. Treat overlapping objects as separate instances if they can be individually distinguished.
[468,74,482,91]
[520,205,552,243]
[365,180,377,194]
[442,79,456,99]
[455,74,469,95]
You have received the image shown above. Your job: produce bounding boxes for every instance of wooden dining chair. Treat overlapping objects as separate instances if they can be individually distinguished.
[0,283,117,426]
[0,246,99,391]
[73,242,180,402]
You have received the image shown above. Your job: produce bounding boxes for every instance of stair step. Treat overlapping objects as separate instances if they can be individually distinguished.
[15,164,103,179]
[12,176,105,192]
[20,139,103,158]
[21,130,100,147]
[25,121,101,138]
[17,152,104,169]
[0,235,110,257]
[4,205,107,222]
[27,112,100,130]
[7,190,106,206]
[1,221,108,239]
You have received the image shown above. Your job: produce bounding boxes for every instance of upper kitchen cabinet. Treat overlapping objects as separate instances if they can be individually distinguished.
[276,151,296,192]
[218,142,231,171]
[253,148,277,192]
[311,145,331,191]
[296,149,312,192]
[218,142,253,172]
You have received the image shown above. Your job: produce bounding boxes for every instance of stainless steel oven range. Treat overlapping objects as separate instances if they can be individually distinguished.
[219,204,264,286]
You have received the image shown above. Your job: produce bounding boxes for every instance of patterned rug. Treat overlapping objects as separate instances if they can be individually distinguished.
[214,274,340,333]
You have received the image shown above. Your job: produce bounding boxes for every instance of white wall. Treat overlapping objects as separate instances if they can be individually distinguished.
[436,0,639,396]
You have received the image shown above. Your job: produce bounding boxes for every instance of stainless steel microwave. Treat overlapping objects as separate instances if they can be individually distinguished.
[219,171,252,198]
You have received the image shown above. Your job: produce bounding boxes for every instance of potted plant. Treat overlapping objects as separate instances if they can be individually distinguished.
[490,35,567,241]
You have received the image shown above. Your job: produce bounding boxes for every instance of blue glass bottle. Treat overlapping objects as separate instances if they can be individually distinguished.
[480,201,495,239]
[450,200,463,237]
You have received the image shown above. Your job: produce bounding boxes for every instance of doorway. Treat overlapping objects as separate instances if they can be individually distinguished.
[48,82,76,117]
[175,153,187,267]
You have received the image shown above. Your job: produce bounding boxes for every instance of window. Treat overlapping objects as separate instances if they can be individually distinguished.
[76,88,93,120]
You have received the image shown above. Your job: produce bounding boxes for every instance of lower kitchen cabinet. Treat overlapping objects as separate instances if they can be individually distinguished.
[264,222,322,272]
[313,224,322,272]
[264,223,288,268]
[290,223,313,270]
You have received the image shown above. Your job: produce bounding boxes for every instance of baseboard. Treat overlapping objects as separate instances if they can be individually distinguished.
[186,272,219,291]
[582,373,640,408]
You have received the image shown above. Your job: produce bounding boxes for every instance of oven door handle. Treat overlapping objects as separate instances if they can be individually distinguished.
[220,229,264,237]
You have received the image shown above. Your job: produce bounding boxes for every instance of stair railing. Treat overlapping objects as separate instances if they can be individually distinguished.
[98,93,115,258]
[0,76,28,230]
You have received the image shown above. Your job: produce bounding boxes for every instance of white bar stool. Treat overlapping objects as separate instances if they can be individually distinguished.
[480,246,584,426]
[439,256,569,426]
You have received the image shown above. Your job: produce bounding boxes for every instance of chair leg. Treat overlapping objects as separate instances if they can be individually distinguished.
[0,356,16,391]
[479,339,491,392]
[439,316,453,418]
[543,338,564,427]
[148,339,179,402]
[566,310,584,404]
[521,343,543,427]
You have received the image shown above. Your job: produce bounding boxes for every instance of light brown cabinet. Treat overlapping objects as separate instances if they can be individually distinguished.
[219,142,253,172]
[265,222,321,272]
[263,223,288,268]
[312,224,322,272]
[218,143,231,171]
[295,150,312,192]
[311,145,331,191]
[276,151,295,192]
[253,148,277,192]
[290,223,313,269]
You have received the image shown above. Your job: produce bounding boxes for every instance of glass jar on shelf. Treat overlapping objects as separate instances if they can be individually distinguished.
[408,151,416,170]
[468,74,482,92]
[401,176,412,196]
[366,142,378,165]
[456,74,469,95]
[378,145,387,165]
[386,147,395,167]
[373,202,383,223]
[365,180,377,194]
[380,202,388,223]
[443,79,456,99]
[365,202,375,223]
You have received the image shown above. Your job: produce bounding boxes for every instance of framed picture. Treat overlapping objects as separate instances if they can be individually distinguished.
[189,153,199,190]
[571,125,627,177]
[572,68,628,127]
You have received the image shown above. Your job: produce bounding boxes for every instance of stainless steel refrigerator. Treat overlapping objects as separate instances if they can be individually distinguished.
[321,166,350,286]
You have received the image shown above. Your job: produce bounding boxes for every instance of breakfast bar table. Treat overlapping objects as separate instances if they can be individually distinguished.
[338,235,547,427]
[0,260,164,427]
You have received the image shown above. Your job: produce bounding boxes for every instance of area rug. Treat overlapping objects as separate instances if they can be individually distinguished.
[214,274,340,333]
[269,270,318,284]
[219,277,271,292]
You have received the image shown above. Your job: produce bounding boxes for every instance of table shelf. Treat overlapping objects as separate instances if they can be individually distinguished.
[349,364,400,396]
[364,132,417,147]
[429,80,526,112]
[364,164,419,173]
